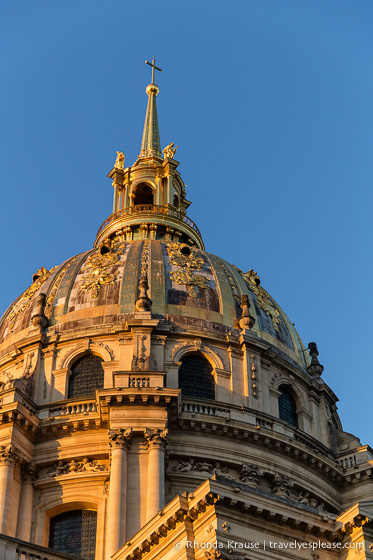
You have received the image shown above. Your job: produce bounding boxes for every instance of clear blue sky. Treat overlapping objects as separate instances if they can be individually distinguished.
[1,1,372,444]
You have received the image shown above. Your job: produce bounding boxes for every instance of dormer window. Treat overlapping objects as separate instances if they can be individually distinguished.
[278,386,298,428]
[68,355,104,399]
[179,354,215,400]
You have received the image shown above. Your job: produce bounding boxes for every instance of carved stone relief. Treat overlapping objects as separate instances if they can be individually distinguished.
[46,458,108,478]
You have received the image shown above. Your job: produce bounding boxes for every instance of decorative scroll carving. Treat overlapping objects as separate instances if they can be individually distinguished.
[108,428,132,449]
[173,459,196,472]
[144,428,168,450]
[80,242,126,298]
[233,266,282,332]
[171,338,201,358]
[132,333,150,371]
[250,354,258,398]
[271,473,294,497]
[173,459,236,481]
[167,242,208,297]
[239,463,264,488]
[297,491,310,505]
[96,341,115,360]
[21,462,38,482]
[7,266,55,330]
[0,445,19,466]
[47,458,108,478]
[222,521,231,533]
[58,339,114,369]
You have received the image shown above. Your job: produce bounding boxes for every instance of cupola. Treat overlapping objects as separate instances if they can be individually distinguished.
[94,58,203,250]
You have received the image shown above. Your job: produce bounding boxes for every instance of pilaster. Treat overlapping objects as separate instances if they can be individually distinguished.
[0,446,19,534]
[144,428,168,521]
[106,428,132,557]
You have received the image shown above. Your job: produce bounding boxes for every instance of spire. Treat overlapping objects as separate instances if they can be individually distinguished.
[140,57,162,158]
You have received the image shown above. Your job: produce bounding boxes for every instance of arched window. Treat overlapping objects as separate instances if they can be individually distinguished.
[49,510,97,560]
[133,183,154,205]
[173,194,179,208]
[179,354,215,400]
[278,386,298,428]
[68,355,104,399]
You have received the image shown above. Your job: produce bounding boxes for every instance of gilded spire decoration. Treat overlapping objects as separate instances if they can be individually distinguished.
[139,57,162,158]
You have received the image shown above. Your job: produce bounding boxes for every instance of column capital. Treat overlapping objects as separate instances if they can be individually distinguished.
[108,428,132,450]
[0,445,19,467]
[144,428,168,450]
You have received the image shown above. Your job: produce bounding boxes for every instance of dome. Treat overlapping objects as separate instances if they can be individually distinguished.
[1,60,370,560]
[0,240,308,371]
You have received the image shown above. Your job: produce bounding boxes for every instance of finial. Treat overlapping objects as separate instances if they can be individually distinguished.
[238,294,255,331]
[135,273,152,312]
[31,293,48,329]
[140,58,162,158]
[307,342,324,377]
[145,56,162,85]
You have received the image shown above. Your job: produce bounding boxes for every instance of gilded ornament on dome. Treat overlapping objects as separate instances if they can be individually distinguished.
[7,266,56,330]
[217,260,240,303]
[80,242,126,298]
[167,242,208,298]
[233,266,282,332]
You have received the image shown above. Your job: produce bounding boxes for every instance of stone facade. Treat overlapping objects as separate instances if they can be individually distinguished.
[0,70,372,560]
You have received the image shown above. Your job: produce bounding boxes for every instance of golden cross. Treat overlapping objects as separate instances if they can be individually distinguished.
[145,56,162,84]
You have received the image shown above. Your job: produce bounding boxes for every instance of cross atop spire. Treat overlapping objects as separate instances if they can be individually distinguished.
[145,56,162,85]
[140,57,162,158]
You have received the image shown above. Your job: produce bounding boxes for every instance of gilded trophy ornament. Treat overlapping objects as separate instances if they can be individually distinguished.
[80,242,126,298]
[167,242,208,297]
[234,266,282,332]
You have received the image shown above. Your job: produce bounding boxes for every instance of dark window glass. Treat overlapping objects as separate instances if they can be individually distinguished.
[179,355,215,400]
[68,355,104,399]
[133,183,154,205]
[278,387,298,428]
[49,510,97,560]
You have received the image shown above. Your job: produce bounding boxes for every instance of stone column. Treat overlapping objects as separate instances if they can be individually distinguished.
[106,428,132,558]
[166,175,172,205]
[123,185,129,209]
[16,463,37,541]
[144,428,168,521]
[113,183,118,213]
[0,445,19,534]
